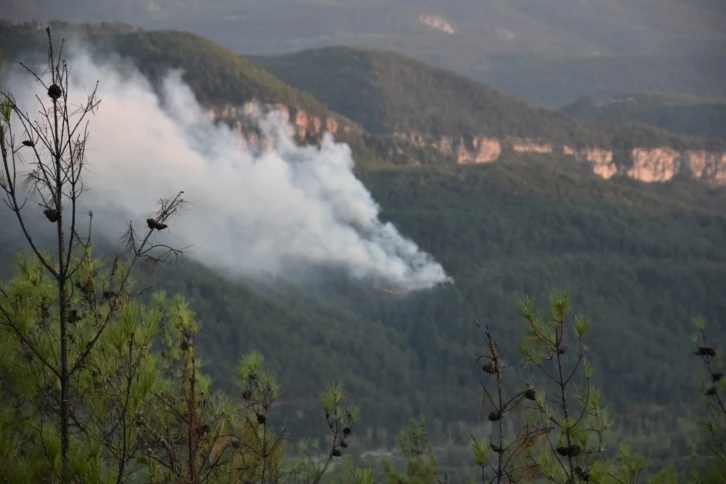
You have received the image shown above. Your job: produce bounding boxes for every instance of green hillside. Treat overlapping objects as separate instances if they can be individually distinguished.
[6,1,726,118]
[4,22,724,161]
[2,23,726,475]
[0,21,353,127]
[3,152,725,472]
[171,154,726,468]
[250,46,726,152]
[561,92,726,141]
[0,22,463,168]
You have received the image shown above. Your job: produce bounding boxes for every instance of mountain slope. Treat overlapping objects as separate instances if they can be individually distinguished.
[6,0,725,116]
[0,21,464,168]
[0,207,426,437]
[0,22,351,126]
[561,92,726,141]
[2,23,726,471]
[250,46,726,147]
[251,46,595,142]
[4,22,725,185]
[251,46,726,184]
[3,154,726,454]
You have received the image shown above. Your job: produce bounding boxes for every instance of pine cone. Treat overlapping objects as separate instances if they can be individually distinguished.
[695,347,716,357]
[47,84,62,100]
[44,208,60,223]
[575,466,590,482]
[146,218,168,230]
[556,445,581,457]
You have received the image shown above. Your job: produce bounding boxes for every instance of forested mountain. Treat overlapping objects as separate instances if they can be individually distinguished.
[5,20,725,186]
[1,20,726,479]
[250,45,726,185]
[249,46,722,149]
[2,152,725,472]
[0,22,347,123]
[4,0,726,109]
[561,92,726,141]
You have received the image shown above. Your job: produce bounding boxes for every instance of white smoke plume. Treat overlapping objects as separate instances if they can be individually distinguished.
[3,49,452,291]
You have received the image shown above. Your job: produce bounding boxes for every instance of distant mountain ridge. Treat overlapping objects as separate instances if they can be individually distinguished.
[5,0,725,58]
[4,0,726,111]
[250,45,726,185]
[2,21,726,185]
[561,92,726,142]
[0,23,726,184]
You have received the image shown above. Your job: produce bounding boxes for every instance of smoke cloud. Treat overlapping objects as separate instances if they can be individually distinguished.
[3,49,451,291]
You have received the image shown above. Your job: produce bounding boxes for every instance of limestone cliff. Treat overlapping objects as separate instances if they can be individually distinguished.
[394,132,726,185]
[206,102,726,185]
[206,102,350,147]
[419,15,456,34]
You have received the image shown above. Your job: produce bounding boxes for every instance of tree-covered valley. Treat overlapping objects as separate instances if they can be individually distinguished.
[0,20,725,483]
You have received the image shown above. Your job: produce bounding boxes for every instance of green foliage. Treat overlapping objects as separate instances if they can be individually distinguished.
[0,253,160,481]
[689,318,726,479]
[0,29,360,482]
[354,467,376,484]
[515,289,647,483]
[3,150,725,475]
[383,416,438,484]
[0,253,360,483]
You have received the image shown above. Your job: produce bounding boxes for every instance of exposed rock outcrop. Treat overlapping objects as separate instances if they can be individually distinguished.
[419,15,456,34]
[206,102,726,185]
[396,132,726,185]
[207,102,346,141]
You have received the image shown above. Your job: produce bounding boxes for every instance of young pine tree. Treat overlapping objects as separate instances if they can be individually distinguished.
[690,316,726,482]
[516,288,647,484]
[383,416,438,484]
[0,27,186,481]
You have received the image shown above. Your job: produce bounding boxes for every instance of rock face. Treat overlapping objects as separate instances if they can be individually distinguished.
[395,132,726,185]
[207,102,726,185]
[419,14,456,34]
[207,102,346,141]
